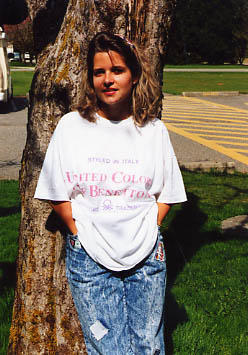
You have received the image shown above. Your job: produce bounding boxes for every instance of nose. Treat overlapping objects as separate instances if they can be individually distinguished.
[104,71,114,87]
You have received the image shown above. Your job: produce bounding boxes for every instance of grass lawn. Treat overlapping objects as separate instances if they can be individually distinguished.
[11,71,34,97]
[10,61,35,67]
[163,72,248,95]
[1,171,248,354]
[163,170,248,354]
[0,181,20,354]
[165,64,248,70]
[10,70,248,97]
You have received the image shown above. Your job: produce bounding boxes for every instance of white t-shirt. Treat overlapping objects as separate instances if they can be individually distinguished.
[34,111,187,271]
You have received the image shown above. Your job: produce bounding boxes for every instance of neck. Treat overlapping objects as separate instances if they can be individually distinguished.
[97,102,132,121]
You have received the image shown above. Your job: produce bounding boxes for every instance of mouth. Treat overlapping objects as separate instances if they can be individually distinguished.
[103,88,118,94]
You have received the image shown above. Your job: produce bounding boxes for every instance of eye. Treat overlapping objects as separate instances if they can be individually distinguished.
[112,67,124,74]
[93,69,104,76]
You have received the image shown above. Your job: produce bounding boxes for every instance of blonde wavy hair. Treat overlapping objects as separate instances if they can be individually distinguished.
[76,32,161,126]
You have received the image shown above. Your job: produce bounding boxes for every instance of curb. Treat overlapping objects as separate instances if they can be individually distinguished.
[0,161,243,181]
[163,69,248,72]
[182,91,239,97]
[179,161,236,173]
[10,67,35,71]
[221,215,248,236]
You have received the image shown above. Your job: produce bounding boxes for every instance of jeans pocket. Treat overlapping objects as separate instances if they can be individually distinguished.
[155,239,166,262]
[66,234,88,281]
[67,234,83,251]
[154,228,166,263]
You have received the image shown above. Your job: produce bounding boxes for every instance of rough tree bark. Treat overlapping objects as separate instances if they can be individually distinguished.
[8,0,173,353]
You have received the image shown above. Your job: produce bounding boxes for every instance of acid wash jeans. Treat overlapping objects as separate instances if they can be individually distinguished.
[66,227,166,355]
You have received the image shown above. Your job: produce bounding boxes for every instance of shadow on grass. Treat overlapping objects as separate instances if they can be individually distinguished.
[0,262,17,291]
[163,192,207,353]
[0,205,21,217]
[0,203,20,294]
[1,174,247,352]
[0,97,28,114]
[163,190,248,354]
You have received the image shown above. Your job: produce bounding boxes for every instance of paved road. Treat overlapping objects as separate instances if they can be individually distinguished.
[0,95,248,180]
[162,95,248,173]
[0,98,27,179]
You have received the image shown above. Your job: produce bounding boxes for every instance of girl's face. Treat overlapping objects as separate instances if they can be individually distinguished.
[92,51,137,118]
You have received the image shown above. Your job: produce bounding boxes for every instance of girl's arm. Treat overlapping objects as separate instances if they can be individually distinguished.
[157,202,171,226]
[50,201,78,235]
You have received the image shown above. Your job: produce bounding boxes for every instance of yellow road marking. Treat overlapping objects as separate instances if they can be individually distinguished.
[165,96,248,114]
[169,121,248,128]
[235,148,248,153]
[163,116,248,123]
[163,96,248,166]
[193,134,247,140]
[178,128,247,134]
[213,141,248,146]
[163,111,248,119]
[163,108,248,119]
[165,123,248,165]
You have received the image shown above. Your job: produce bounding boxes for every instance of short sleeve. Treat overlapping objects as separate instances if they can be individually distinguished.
[157,124,187,204]
[34,121,70,202]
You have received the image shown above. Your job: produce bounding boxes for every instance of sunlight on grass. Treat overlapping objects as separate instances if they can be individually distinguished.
[11,71,33,97]
[0,180,20,355]
[11,70,248,97]
[1,172,248,353]
[163,170,248,354]
[163,72,248,95]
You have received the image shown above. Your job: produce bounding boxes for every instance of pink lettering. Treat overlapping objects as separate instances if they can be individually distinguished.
[112,171,122,183]
[123,174,131,183]
[99,188,106,196]
[83,173,90,182]
[100,174,107,182]
[129,189,136,198]
[111,171,152,186]
[137,191,145,198]
[91,173,98,182]
[147,178,152,185]
[66,172,73,183]
[90,185,99,197]
[131,175,138,184]
[144,191,151,198]
[139,176,147,184]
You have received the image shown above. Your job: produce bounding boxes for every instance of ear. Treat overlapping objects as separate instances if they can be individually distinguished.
[133,78,138,85]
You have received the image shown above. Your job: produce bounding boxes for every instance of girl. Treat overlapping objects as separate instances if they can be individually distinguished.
[35,32,187,354]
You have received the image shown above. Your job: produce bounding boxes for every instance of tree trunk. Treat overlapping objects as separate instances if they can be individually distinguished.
[8,0,172,353]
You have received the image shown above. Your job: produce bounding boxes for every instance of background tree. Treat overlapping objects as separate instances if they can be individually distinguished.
[165,0,248,65]
[0,0,28,25]
[231,0,248,64]
[8,0,173,353]
[4,17,35,62]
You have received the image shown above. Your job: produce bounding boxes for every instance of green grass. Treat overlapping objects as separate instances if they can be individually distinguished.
[163,72,248,95]
[0,181,20,355]
[164,64,248,69]
[11,69,248,97]
[162,170,248,354]
[1,171,248,353]
[11,71,34,97]
[10,61,35,67]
